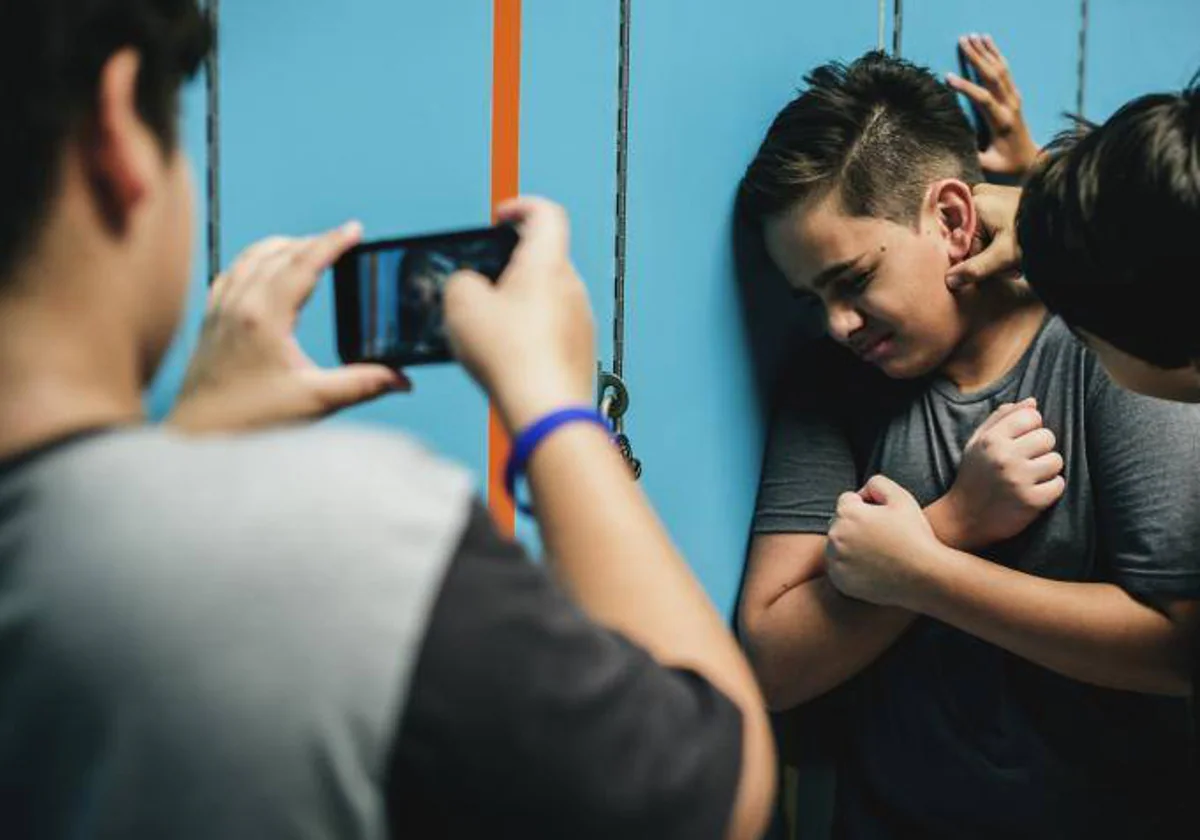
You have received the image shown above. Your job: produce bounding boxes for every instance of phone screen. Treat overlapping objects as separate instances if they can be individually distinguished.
[334,224,518,367]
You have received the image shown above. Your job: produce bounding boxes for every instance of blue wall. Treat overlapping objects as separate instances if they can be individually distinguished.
[219,2,495,479]
[1086,0,1200,120]
[151,1,1200,624]
[623,1,878,617]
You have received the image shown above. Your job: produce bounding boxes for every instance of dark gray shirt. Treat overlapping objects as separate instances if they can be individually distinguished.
[755,316,1200,839]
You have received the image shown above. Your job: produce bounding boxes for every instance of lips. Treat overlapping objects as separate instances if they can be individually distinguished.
[852,332,894,361]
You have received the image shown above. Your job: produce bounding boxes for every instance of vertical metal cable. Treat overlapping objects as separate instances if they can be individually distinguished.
[205,0,221,284]
[1076,0,1089,116]
[877,0,887,51]
[613,0,632,379]
[891,0,903,56]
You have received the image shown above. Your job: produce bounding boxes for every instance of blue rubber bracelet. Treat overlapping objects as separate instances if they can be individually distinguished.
[505,408,611,515]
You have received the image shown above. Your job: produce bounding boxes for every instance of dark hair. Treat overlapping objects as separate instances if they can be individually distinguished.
[740,50,983,225]
[0,0,212,284]
[1018,78,1200,369]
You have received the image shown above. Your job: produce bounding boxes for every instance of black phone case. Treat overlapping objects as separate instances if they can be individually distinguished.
[333,224,518,368]
[957,45,993,152]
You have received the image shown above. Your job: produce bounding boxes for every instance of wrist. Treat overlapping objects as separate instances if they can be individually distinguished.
[903,540,960,615]
[493,374,593,433]
[925,492,975,552]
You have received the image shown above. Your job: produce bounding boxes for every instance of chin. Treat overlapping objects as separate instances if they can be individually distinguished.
[876,353,937,380]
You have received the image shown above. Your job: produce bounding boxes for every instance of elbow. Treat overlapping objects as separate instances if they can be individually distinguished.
[737,606,803,713]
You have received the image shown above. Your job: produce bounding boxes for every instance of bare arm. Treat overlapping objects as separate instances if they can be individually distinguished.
[448,198,775,840]
[828,476,1198,697]
[738,499,967,710]
[915,546,1197,695]
[740,400,1065,710]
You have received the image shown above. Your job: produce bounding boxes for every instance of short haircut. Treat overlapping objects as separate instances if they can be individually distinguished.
[739,50,983,225]
[0,0,212,285]
[1018,78,1200,369]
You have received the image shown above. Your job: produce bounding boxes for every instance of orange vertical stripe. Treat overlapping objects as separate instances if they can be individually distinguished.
[488,0,521,535]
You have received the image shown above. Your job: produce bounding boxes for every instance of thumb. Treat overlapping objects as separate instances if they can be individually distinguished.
[860,474,909,506]
[307,364,411,414]
[443,269,495,331]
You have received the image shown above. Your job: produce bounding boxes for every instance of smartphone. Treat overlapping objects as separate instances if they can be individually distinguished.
[957,45,993,152]
[333,224,518,367]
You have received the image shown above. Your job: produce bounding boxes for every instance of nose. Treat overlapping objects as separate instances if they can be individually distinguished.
[825,300,865,345]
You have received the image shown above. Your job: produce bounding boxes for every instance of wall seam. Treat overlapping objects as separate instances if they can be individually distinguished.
[892,0,903,56]
[1076,0,1090,116]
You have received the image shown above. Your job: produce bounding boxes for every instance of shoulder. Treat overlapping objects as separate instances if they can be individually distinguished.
[26,425,476,607]
[44,423,473,519]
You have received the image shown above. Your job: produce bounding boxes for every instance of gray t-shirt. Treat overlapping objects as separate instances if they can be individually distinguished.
[0,426,473,840]
[755,316,1200,838]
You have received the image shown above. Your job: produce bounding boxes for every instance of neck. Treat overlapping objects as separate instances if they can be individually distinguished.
[0,247,147,463]
[940,276,1047,393]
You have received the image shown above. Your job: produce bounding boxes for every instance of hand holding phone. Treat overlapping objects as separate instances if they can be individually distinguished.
[947,34,1040,178]
[957,42,993,152]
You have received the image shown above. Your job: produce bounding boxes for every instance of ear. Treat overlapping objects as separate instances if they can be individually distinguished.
[928,179,977,264]
[85,49,158,232]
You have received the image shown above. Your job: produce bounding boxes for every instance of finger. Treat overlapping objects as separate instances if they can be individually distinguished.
[946,241,1017,289]
[1027,451,1065,484]
[959,34,999,82]
[495,196,571,274]
[982,34,1009,69]
[1029,475,1067,508]
[836,490,864,515]
[220,236,297,305]
[442,268,495,346]
[287,221,364,306]
[860,474,905,505]
[306,364,411,415]
[993,406,1043,440]
[1013,426,1057,458]
[966,34,1003,87]
[946,73,996,111]
[976,400,1024,433]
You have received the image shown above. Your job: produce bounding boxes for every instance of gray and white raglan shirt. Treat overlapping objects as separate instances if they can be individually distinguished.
[0,426,741,839]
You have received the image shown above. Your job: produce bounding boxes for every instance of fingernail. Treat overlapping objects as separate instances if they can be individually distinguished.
[343,220,363,236]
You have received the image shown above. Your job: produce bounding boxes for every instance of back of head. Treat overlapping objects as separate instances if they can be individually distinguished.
[740,50,984,226]
[0,0,211,287]
[1018,79,1200,369]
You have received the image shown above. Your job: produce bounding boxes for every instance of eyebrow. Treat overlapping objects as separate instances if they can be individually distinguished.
[807,254,867,293]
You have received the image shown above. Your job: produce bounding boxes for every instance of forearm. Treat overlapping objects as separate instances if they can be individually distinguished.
[745,498,971,709]
[913,546,1193,696]
[527,423,776,840]
[746,576,914,709]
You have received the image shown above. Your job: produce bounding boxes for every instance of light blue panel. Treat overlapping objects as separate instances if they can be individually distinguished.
[1086,0,1200,120]
[521,0,618,363]
[516,1,619,549]
[145,77,210,420]
[220,2,493,478]
[900,0,1081,148]
[624,1,878,616]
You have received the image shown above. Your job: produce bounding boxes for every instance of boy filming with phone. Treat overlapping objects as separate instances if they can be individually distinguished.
[0,2,775,838]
